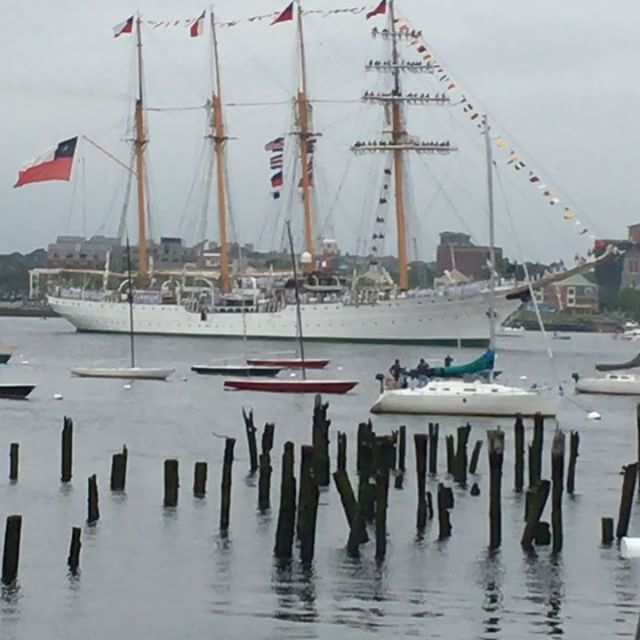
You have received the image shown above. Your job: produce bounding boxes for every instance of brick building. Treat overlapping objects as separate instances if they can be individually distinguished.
[436,231,503,281]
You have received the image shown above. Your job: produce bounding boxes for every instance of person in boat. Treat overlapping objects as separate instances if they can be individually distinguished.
[389,359,403,382]
[416,358,430,376]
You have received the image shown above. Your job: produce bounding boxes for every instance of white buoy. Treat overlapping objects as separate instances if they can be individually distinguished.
[519,375,528,381]
[621,537,640,558]
[181,376,188,382]
[53,393,63,400]
[21,360,29,365]
[123,383,132,390]
[337,366,343,371]
[587,411,601,421]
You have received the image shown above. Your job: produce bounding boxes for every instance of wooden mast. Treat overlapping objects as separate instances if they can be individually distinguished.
[296,1,314,265]
[388,0,408,290]
[134,14,149,285]
[210,10,231,293]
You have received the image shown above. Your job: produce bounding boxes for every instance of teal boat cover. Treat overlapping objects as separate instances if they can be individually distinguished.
[429,349,495,378]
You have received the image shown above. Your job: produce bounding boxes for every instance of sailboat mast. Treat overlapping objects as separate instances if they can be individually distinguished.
[296,2,314,263]
[388,0,409,291]
[483,115,496,350]
[134,15,149,285]
[286,221,307,380]
[210,10,231,293]
[126,238,136,368]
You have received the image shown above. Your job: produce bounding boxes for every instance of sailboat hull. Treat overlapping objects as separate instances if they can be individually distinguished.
[224,379,358,393]
[0,384,35,399]
[47,292,520,345]
[70,367,174,380]
[0,346,15,364]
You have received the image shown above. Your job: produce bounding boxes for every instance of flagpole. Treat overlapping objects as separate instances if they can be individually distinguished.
[134,13,149,285]
[209,9,231,293]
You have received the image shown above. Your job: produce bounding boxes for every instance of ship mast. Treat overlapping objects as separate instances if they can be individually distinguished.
[352,0,455,290]
[296,1,315,265]
[483,115,496,350]
[134,14,149,285]
[209,10,231,293]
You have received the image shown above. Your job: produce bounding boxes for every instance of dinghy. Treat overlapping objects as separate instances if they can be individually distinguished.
[191,364,282,377]
[0,346,15,364]
[0,384,35,399]
[573,372,640,395]
[71,367,173,380]
[224,379,357,394]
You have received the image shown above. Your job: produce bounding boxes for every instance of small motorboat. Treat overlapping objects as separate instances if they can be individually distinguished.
[224,378,358,394]
[370,378,556,417]
[0,384,35,399]
[0,346,16,364]
[71,367,174,380]
[496,326,525,338]
[552,332,571,340]
[620,328,640,341]
[246,358,329,370]
[573,372,640,395]
[191,364,282,377]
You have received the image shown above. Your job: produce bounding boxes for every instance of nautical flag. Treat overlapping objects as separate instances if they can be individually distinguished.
[271,172,284,188]
[272,191,281,200]
[270,154,283,169]
[271,2,294,25]
[190,11,205,37]
[366,0,386,19]
[264,137,284,152]
[14,137,78,188]
[113,16,134,37]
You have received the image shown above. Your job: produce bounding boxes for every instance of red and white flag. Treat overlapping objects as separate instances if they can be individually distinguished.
[271,2,294,25]
[366,0,386,19]
[190,11,205,37]
[14,137,78,188]
[113,16,134,37]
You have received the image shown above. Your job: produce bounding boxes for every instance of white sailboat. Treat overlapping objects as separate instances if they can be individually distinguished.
[370,114,557,417]
[573,373,640,396]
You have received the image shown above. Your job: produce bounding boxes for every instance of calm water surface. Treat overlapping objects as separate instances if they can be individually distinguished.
[0,318,639,639]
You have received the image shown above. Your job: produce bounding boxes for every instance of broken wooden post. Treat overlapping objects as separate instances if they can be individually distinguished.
[551,430,565,553]
[9,443,18,482]
[67,527,81,574]
[87,474,99,524]
[163,459,179,507]
[357,424,376,523]
[334,469,368,547]
[414,433,428,532]
[242,408,259,475]
[616,462,638,540]
[445,435,455,476]
[454,424,471,486]
[357,420,373,474]
[487,429,505,551]
[61,416,73,483]
[337,432,347,472]
[274,442,296,560]
[297,445,314,541]
[220,438,235,531]
[601,517,614,546]
[437,483,453,540]
[514,414,524,493]
[375,465,390,561]
[521,480,550,551]
[469,440,483,475]
[110,445,127,492]
[428,422,438,475]
[1,515,22,585]
[193,461,208,498]
[394,425,406,489]
[528,413,544,489]
[312,395,331,487]
[258,422,275,512]
[298,445,319,564]
[566,431,579,495]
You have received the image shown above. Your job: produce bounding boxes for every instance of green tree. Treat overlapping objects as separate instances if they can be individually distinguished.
[617,288,640,317]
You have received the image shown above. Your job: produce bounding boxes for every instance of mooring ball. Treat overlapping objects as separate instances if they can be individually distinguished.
[53,393,63,400]
[123,384,132,390]
[181,376,188,382]
[587,411,601,421]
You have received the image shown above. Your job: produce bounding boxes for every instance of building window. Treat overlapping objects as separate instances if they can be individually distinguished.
[584,287,593,296]
[567,286,576,307]
[630,260,639,274]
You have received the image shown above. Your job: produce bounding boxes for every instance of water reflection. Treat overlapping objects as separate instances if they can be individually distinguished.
[271,560,318,623]
[613,558,640,637]
[476,551,504,638]
[523,553,565,636]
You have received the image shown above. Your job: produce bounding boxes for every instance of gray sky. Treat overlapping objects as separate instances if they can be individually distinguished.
[1,0,638,264]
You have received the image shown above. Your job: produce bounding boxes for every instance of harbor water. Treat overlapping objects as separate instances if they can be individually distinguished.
[0,317,639,639]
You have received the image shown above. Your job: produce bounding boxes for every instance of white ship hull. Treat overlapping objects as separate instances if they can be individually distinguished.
[575,373,640,395]
[47,291,520,346]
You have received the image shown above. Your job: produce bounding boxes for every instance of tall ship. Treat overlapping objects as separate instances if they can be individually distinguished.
[44,3,601,345]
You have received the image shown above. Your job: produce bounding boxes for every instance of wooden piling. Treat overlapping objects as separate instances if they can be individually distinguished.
[601,517,614,546]
[163,459,179,507]
[67,527,81,573]
[469,440,483,475]
[551,430,565,553]
[297,445,314,540]
[1,515,22,585]
[274,442,296,559]
[242,408,259,475]
[375,466,390,561]
[9,443,18,482]
[445,435,455,476]
[394,425,406,489]
[357,425,376,523]
[566,431,579,495]
[298,444,319,564]
[428,422,438,475]
[528,413,544,489]
[258,422,275,512]
[357,420,373,474]
[616,462,638,539]
[193,461,208,498]
[312,395,331,487]
[87,474,99,524]
[437,483,454,540]
[220,438,235,531]
[337,432,347,472]
[110,445,127,492]
[333,469,368,545]
[426,491,434,520]
[487,429,505,550]
[414,433,428,532]
[454,424,471,486]
[521,480,550,551]
[514,414,525,493]
[61,415,73,483]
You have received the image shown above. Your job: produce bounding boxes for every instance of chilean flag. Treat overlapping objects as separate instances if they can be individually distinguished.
[366,0,386,19]
[113,16,134,37]
[14,137,78,188]
[190,11,205,37]
[271,2,294,25]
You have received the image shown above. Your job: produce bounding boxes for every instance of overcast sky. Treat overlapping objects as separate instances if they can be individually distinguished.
[1,0,638,264]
